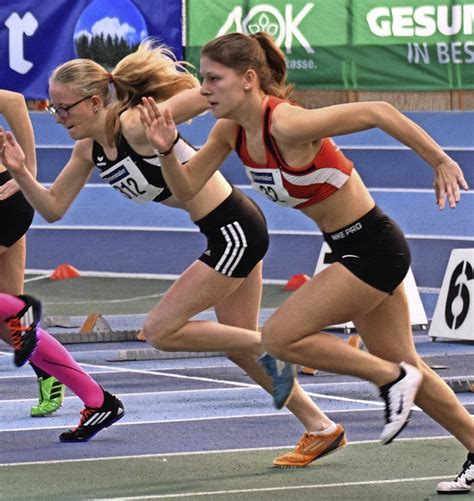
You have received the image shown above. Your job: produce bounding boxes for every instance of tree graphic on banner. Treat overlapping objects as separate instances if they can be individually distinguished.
[75,33,139,69]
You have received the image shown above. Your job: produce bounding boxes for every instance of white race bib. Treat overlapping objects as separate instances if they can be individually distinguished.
[244,165,308,207]
[99,156,165,203]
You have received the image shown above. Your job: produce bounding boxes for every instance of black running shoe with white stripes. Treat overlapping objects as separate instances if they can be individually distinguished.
[437,452,474,494]
[59,390,124,442]
[379,361,422,445]
[6,294,42,367]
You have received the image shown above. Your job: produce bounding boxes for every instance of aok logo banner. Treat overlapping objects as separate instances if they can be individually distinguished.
[185,0,474,90]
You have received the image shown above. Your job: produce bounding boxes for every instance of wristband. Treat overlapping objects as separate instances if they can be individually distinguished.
[154,133,181,157]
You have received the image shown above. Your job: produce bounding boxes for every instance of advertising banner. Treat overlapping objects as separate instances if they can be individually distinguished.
[186,0,474,90]
[0,0,183,99]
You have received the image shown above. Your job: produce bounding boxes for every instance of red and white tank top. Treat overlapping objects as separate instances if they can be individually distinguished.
[235,96,353,209]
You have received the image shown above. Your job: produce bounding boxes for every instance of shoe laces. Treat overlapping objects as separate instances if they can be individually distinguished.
[7,319,26,349]
[73,406,96,431]
[456,459,474,482]
[294,433,312,454]
[7,317,33,343]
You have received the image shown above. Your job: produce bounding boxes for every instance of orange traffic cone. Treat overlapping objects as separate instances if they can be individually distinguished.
[50,264,80,281]
[283,274,310,291]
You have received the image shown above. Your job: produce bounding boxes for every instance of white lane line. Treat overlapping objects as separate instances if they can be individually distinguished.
[28,224,474,240]
[30,224,199,232]
[0,408,387,434]
[42,293,165,305]
[24,271,443,290]
[83,475,462,501]
[85,474,459,499]
[25,270,183,281]
[0,435,454,465]
[73,362,391,408]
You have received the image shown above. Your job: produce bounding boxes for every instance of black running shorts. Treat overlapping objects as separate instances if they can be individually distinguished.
[0,171,34,247]
[323,205,411,293]
[195,187,269,278]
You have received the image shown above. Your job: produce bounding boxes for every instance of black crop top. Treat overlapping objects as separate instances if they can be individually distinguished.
[92,132,196,203]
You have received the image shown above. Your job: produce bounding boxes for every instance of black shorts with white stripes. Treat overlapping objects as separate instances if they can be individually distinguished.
[0,171,34,247]
[323,205,411,293]
[195,187,269,278]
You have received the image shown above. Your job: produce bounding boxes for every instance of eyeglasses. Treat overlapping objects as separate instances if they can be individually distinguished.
[46,95,92,119]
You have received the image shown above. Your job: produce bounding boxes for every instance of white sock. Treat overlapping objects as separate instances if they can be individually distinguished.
[308,422,337,436]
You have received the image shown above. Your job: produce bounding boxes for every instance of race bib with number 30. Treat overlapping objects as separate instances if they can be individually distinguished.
[244,165,308,207]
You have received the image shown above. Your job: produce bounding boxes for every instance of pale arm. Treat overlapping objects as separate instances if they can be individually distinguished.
[122,88,209,146]
[138,97,233,201]
[0,129,94,222]
[0,90,37,201]
[273,101,468,209]
[0,90,36,175]
[158,87,209,125]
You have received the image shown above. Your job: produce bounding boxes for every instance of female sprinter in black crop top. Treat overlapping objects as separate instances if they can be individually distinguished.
[0,40,347,467]
[0,90,67,418]
[0,89,123,441]
[137,32,473,493]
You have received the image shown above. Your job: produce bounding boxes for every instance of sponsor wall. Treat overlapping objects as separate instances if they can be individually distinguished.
[186,0,474,90]
[1,0,473,98]
[0,0,183,99]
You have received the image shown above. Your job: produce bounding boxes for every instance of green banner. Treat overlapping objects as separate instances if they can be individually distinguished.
[185,0,474,90]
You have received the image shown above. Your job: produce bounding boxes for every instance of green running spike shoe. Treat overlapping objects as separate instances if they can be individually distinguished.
[31,376,65,417]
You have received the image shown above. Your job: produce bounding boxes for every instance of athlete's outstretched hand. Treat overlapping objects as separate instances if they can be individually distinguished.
[0,126,27,176]
[138,97,177,154]
[432,157,469,209]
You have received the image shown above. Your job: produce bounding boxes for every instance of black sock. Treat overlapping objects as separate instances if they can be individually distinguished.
[29,362,53,380]
[379,366,406,392]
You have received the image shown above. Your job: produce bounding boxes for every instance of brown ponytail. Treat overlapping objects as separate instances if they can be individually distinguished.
[50,39,198,145]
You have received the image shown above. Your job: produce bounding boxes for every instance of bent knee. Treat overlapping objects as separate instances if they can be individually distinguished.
[260,323,288,359]
[142,320,175,351]
[396,353,423,371]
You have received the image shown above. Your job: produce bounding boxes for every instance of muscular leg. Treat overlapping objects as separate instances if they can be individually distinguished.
[0,239,26,342]
[0,237,25,295]
[143,260,262,355]
[261,263,402,386]
[0,293,103,407]
[354,284,474,451]
[214,263,332,431]
[0,238,65,413]
[145,253,350,460]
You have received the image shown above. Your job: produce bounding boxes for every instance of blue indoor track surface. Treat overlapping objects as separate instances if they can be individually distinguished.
[0,111,473,500]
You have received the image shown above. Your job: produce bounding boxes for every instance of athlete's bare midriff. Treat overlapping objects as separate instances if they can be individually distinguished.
[301,170,375,232]
[182,171,233,222]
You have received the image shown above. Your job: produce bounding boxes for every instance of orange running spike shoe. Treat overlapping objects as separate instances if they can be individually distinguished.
[273,423,347,468]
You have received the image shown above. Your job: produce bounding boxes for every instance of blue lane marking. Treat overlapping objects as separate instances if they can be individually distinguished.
[15,111,474,149]
[31,185,473,237]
